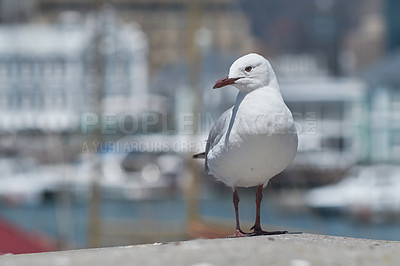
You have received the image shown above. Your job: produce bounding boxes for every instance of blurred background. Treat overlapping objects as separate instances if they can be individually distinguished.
[1,0,400,254]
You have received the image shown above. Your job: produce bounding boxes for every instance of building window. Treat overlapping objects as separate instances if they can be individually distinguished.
[21,62,32,80]
[390,130,400,161]
[391,88,400,111]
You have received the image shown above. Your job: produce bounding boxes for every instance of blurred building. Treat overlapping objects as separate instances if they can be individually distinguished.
[342,0,386,73]
[274,55,367,172]
[0,0,35,23]
[357,0,400,163]
[385,0,400,51]
[238,0,359,75]
[0,22,93,132]
[363,49,400,164]
[282,78,366,169]
[24,0,254,76]
[238,0,389,76]
[0,8,148,132]
[150,51,240,133]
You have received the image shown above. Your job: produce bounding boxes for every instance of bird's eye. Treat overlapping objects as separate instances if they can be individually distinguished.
[245,66,253,72]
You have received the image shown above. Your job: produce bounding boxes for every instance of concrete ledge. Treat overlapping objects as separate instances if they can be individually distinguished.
[1,234,400,266]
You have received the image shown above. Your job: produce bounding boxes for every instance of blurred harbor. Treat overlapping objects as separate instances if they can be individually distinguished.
[2,182,400,250]
[2,151,400,250]
[2,0,400,254]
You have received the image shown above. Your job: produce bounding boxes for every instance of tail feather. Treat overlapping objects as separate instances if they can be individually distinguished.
[193,152,206,159]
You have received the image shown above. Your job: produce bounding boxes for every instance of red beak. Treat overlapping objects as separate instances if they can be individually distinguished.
[213,77,241,89]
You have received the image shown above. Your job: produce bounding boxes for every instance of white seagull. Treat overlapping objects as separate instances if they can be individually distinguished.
[194,53,298,237]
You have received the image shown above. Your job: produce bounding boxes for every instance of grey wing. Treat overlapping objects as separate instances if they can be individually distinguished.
[204,107,233,170]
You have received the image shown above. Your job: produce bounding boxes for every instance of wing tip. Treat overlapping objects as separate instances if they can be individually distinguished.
[192,152,206,159]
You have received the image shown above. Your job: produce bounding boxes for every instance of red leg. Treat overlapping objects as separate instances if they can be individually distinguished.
[250,184,287,236]
[251,185,263,231]
[228,186,248,238]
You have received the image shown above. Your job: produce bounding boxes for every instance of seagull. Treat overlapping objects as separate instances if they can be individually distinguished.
[194,53,298,237]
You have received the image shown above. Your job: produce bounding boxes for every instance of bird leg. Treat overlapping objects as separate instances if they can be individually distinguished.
[228,186,248,238]
[250,184,288,236]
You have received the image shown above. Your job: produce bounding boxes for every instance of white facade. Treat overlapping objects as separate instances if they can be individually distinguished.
[269,48,368,170]
[0,9,148,132]
[363,49,400,164]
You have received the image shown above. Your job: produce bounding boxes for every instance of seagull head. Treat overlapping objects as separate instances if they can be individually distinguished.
[213,53,277,93]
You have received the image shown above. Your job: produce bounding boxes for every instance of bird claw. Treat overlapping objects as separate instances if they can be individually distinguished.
[249,229,288,236]
[227,229,250,238]
[227,228,288,237]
